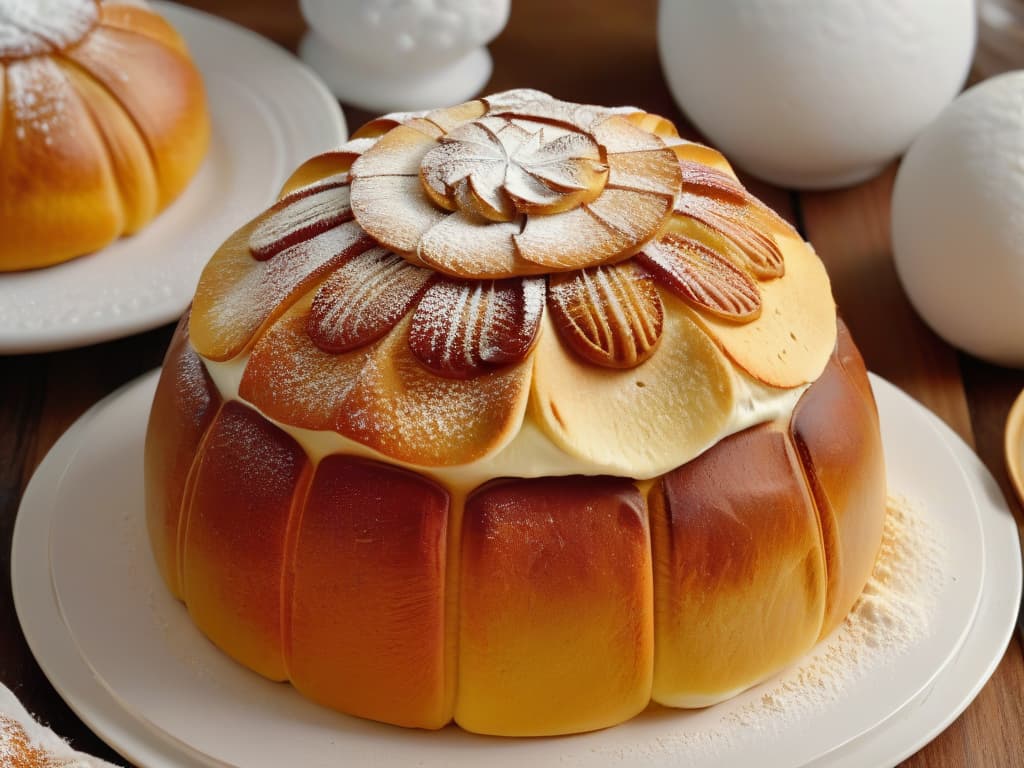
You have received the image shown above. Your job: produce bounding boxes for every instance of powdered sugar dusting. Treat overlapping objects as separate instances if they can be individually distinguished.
[606,149,681,197]
[484,88,618,133]
[208,220,373,350]
[308,246,433,352]
[409,276,544,377]
[0,0,98,59]
[249,184,352,260]
[6,57,72,145]
[420,115,606,222]
[350,174,447,253]
[586,188,672,242]
[726,496,943,729]
[638,235,761,321]
[548,262,663,367]
[336,313,532,465]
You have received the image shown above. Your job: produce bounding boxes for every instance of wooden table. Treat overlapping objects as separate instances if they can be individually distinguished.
[2,2,1022,765]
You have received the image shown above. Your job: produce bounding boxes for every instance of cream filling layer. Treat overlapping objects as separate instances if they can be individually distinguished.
[202,351,808,491]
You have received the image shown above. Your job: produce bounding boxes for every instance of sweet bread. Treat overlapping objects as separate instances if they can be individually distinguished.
[0,0,209,271]
[145,90,886,735]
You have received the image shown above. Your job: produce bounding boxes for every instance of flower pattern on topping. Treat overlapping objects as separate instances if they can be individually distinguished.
[191,90,834,468]
[420,118,608,222]
[349,91,681,279]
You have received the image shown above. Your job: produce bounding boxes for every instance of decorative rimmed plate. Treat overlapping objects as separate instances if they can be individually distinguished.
[1006,388,1024,507]
[11,372,1021,767]
[0,2,345,354]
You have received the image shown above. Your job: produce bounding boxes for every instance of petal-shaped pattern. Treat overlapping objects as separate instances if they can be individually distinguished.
[637,234,762,321]
[423,99,487,132]
[484,88,615,132]
[515,184,675,271]
[451,163,514,221]
[673,202,785,280]
[606,148,680,197]
[307,247,434,353]
[675,161,796,279]
[278,137,377,198]
[239,295,374,432]
[351,110,428,141]
[408,277,544,378]
[622,112,679,140]
[530,301,736,478]
[336,315,534,466]
[249,182,352,260]
[418,213,544,279]
[190,218,375,361]
[503,164,566,209]
[548,262,664,368]
[513,206,627,270]
[513,131,605,190]
[690,230,837,387]
[350,119,442,177]
[592,115,666,154]
[586,188,674,245]
[350,174,447,256]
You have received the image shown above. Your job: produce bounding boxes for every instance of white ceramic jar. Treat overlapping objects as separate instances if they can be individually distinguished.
[300,0,510,112]
[658,0,977,189]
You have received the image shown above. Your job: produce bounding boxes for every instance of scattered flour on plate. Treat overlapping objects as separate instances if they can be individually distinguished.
[726,494,945,730]
[567,494,946,764]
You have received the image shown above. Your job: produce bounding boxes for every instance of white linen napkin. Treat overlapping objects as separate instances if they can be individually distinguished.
[0,683,121,767]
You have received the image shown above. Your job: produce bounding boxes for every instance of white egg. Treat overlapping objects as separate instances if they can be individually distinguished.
[892,71,1024,369]
[658,0,976,189]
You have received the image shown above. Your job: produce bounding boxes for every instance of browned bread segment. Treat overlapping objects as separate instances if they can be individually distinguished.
[287,456,450,729]
[181,402,310,682]
[144,311,222,598]
[456,476,653,735]
[650,423,827,707]
[792,320,886,637]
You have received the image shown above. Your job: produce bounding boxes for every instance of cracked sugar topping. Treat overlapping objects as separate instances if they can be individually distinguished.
[0,0,98,60]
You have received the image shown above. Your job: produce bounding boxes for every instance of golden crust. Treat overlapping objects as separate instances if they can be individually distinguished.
[144,91,883,736]
[145,322,885,732]
[0,3,208,271]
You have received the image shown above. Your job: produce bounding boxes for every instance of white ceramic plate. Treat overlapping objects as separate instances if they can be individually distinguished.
[0,2,345,354]
[11,374,1021,768]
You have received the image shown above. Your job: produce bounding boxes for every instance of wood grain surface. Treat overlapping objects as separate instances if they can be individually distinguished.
[1,1,1021,766]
